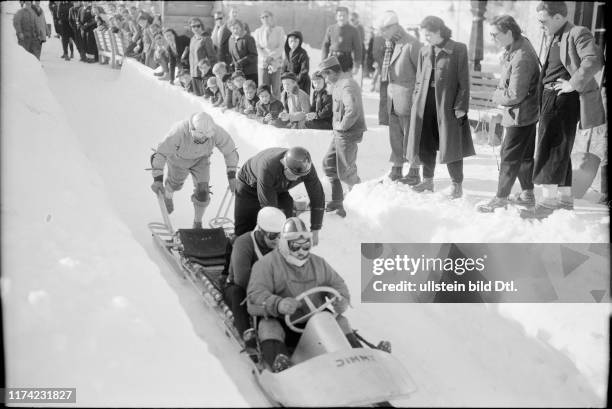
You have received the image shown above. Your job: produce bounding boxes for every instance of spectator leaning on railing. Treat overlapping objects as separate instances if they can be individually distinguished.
[278,72,310,129]
[162,28,190,85]
[255,85,284,126]
[304,71,333,130]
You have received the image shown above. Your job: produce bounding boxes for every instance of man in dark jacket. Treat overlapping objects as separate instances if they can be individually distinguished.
[228,19,258,84]
[78,0,97,62]
[521,1,605,219]
[57,1,74,59]
[282,31,310,95]
[212,11,232,68]
[477,16,540,213]
[234,147,325,245]
[68,0,85,61]
[321,6,363,74]
[319,56,366,217]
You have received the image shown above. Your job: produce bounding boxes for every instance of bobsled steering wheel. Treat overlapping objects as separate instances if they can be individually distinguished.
[284,286,342,333]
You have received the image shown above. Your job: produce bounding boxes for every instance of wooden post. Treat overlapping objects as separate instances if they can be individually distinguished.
[469,0,487,72]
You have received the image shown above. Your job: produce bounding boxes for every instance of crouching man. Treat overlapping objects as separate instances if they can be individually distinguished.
[150,112,239,228]
[247,217,366,372]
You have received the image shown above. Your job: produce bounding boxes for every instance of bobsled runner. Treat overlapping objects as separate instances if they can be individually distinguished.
[148,189,416,407]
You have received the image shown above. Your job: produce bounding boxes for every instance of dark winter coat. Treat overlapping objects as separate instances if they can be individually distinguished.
[57,1,72,37]
[321,23,363,68]
[237,147,325,231]
[212,23,232,67]
[165,31,190,82]
[229,34,258,76]
[282,31,311,95]
[255,99,284,126]
[306,88,333,129]
[492,35,540,128]
[227,230,274,289]
[407,39,475,164]
[188,33,216,78]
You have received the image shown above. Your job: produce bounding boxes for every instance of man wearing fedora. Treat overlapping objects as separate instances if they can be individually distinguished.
[318,56,366,217]
[377,10,423,184]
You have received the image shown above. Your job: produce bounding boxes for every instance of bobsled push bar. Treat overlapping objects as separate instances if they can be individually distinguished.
[209,186,235,232]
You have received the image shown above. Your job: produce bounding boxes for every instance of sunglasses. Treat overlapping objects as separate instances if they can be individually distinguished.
[191,24,202,29]
[261,15,270,19]
[215,17,223,21]
[288,240,311,252]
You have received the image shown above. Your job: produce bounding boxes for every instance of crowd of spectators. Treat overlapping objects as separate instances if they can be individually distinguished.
[47,2,379,131]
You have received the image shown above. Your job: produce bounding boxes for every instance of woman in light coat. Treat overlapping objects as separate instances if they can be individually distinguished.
[406,16,475,199]
[253,10,286,98]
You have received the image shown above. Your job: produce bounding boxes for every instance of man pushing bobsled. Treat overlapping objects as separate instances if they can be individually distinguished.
[150,112,239,228]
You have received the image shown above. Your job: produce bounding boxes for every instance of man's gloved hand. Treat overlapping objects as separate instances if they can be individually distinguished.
[151,180,164,194]
[278,297,300,315]
[311,229,319,246]
[332,295,349,314]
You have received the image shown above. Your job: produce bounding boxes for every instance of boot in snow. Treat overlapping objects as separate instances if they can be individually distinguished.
[412,178,434,193]
[509,189,535,207]
[400,167,420,186]
[446,182,463,199]
[389,166,403,181]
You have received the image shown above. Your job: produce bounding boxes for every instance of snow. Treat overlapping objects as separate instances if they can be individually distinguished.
[2,1,609,407]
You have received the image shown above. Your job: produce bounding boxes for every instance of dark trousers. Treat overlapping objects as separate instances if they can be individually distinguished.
[533,89,580,186]
[72,25,85,58]
[60,26,74,56]
[234,178,294,236]
[379,81,389,125]
[497,123,536,197]
[419,88,463,183]
[223,283,250,336]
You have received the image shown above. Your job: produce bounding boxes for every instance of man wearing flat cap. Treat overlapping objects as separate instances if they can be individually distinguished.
[318,56,366,217]
[321,6,363,74]
[377,10,423,184]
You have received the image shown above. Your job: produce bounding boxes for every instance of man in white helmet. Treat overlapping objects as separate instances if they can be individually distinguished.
[150,112,239,228]
[224,206,287,349]
[247,217,367,372]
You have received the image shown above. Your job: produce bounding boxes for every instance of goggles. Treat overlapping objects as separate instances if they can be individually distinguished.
[287,239,312,252]
[191,24,202,29]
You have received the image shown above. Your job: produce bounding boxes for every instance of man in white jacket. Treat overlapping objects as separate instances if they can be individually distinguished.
[150,112,239,228]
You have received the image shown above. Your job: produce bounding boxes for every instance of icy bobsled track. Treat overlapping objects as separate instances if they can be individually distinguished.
[4,13,608,406]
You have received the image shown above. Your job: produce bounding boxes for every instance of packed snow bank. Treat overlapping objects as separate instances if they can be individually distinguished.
[0,13,246,407]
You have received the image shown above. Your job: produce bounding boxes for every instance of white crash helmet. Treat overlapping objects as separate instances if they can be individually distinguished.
[278,217,312,267]
[190,112,215,140]
[256,207,287,233]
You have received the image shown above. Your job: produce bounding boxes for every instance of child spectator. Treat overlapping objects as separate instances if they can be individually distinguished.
[305,71,333,129]
[255,85,284,126]
[231,70,246,111]
[278,72,310,128]
[241,80,259,117]
[153,32,170,80]
[192,58,213,96]
[282,31,310,95]
[212,61,229,103]
[222,73,235,110]
[206,77,223,106]
[177,67,193,93]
